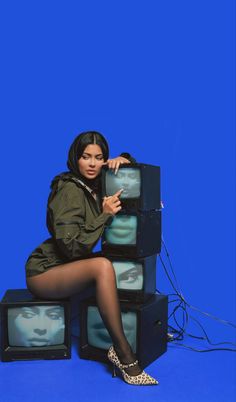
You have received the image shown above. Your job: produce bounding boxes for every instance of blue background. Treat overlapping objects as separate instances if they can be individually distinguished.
[0,1,235,401]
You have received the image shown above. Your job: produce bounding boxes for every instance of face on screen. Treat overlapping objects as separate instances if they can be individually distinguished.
[87,307,137,352]
[106,168,140,199]
[113,261,143,290]
[105,215,137,245]
[8,306,65,347]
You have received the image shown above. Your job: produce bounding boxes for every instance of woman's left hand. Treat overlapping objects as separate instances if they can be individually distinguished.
[103,156,130,174]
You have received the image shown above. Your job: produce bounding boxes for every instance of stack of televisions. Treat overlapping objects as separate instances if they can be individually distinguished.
[79,163,168,368]
[0,163,168,367]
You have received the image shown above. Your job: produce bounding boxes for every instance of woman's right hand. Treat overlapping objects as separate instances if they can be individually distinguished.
[102,189,123,216]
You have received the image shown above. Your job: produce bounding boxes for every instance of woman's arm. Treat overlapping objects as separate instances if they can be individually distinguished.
[105,153,136,174]
[49,182,112,260]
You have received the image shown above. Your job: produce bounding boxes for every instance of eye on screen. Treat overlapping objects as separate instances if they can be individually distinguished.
[112,261,143,290]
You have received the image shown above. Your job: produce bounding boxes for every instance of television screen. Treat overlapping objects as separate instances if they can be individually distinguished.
[102,211,162,257]
[105,167,141,199]
[8,305,65,347]
[104,215,137,245]
[108,255,157,303]
[79,294,168,369]
[0,289,71,362]
[87,306,137,352]
[113,261,143,290]
[102,164,161,211]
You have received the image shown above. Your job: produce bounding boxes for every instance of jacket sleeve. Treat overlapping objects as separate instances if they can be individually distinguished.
[49,181,112,260]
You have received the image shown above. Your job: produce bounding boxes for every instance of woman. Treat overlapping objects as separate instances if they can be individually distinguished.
[25,131,158,386]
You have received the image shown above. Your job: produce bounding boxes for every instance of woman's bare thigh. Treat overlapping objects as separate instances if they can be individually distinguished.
[26,257,111,300]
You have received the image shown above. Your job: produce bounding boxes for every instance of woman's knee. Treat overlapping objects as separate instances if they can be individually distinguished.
[95,257,116,279]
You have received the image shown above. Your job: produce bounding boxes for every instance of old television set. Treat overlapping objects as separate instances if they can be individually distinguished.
[102,163,161,211]
[102,211,162,257]
[0,289,71,362]
[107,255,157,303]
[79,293,168,368]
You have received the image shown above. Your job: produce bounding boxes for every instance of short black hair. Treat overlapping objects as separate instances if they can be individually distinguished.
[67,131,109,176]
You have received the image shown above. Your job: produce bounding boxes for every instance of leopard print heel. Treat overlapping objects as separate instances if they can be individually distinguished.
[107,346,158,386]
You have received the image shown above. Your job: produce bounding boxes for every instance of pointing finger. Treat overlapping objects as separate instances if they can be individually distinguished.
[115,162,120,175]
[113,189,124,197]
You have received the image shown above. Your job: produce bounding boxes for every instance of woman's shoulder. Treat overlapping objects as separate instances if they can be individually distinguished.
[48,172,85,205]
[50,172,83,190]
[50,171,75,188]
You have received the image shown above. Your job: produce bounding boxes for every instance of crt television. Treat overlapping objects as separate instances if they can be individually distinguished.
[102,211,161,257]
[101,163,161,211]
[79,293,168,369]
[107,255,157,303]
[0,289,71,362]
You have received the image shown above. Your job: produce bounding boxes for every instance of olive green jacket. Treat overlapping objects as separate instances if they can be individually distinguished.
[25,175,112,277]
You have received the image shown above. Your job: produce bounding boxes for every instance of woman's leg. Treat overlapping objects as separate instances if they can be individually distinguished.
[26,257,141,375]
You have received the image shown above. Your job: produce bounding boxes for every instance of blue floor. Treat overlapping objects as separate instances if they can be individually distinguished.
[1,328,235,402]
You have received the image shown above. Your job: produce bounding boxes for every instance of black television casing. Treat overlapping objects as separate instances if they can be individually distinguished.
[107,255,157,303]
[102,210,162,258]
[101,163,161,211]
[79,293,168,369]
[0,289,71,362]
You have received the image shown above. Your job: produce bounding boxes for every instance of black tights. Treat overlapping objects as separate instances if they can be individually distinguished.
[26,257,141,375]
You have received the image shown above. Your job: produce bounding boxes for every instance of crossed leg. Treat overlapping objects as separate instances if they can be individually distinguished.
[26,257,141,375]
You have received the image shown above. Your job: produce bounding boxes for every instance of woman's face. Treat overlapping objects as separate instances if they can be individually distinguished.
[77,144,104,180]
[106,168,140,198]
[10,306,65,347]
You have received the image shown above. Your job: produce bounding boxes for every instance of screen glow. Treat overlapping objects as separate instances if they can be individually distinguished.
[87,306,137,352]
[113,261,143,290]
[105,168,141,199]
[8,305,65,347]
[104,215,137,245]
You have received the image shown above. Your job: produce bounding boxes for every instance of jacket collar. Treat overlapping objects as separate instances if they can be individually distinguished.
[71,177,95,196]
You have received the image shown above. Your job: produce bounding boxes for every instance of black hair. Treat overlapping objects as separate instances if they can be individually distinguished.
[67,131,109,176]
[48,131,108,215]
